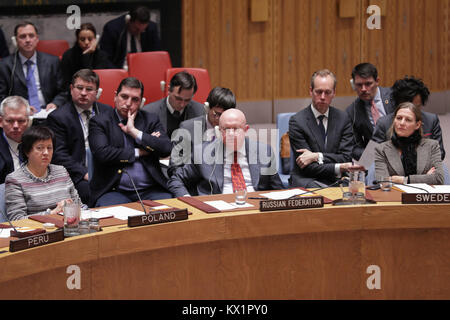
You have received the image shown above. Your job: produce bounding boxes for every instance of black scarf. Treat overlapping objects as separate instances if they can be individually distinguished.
[391,130,422,177]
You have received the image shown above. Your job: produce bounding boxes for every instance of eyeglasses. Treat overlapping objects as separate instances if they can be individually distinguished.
[74,85,96,93]
[211,109,223,119]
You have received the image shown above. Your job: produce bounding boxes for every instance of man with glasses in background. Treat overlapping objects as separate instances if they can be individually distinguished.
[142,71,205,139]
[345,62,395,160]
[47,69,111,204]
[288,69,354,188]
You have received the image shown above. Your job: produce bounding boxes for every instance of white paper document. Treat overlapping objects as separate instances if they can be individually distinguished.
[259,189,308,200]
[0,226,37,238]
[204,200,236,211]
[94,206,145,220]
[32,108,55,119]
[426,185,450,193]
[394,183,434,193]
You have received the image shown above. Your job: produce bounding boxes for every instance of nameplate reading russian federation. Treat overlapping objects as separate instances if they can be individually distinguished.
[9,229,64,252]
[128,209,189,227]
[402,193,450,204]
[259,196,324,211]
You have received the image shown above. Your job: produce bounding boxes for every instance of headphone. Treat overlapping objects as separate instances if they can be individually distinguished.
[204,101,210,112]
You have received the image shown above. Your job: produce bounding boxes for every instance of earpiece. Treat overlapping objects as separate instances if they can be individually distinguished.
[214,125,221,140]
[350,79,355,91]
[125,14,131,23]
[11,36,17,48]
[204,101,210,113]
[96,88,103,100]
[140,97,146,109]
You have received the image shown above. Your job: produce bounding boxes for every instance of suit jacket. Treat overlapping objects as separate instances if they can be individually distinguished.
[345,86,394,160]
[372,111,445,160]
[288,105,353,187]
[47,100,112,186]
[0,28,9,58]
[168,138,284,197]
[142,98,205,137]
[0,51,67,107]
[374,138,444,185]
[0,130,14,184]
[88,108,172,206]
[99,14,162,68]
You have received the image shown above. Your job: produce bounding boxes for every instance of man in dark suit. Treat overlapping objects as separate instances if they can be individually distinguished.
[0,22,67,113]
[47,69,112,204]
[289,69,354,188]
[88,77,172,207]
[346,63,394,160]
[0,27,9,58]
[99,6,161,69]
[372,76,445,159]
[0,96,30,183]
[142,71,205,139]
[168,109,283,197]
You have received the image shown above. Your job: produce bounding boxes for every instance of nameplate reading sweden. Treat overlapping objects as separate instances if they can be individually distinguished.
[128,208,188,227]
[259,196,324,211]
[402,193,450,204]
[9,229,64,252]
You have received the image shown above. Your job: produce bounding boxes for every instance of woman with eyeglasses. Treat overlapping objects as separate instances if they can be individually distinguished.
[61,22,114,90]
[374,102,444,185]
[5,126,81,221]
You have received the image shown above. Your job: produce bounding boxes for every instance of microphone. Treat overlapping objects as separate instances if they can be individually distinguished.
[372,180,430,193]
[121,169,148,214]
[1,209,19,234]
[288,177,348,199]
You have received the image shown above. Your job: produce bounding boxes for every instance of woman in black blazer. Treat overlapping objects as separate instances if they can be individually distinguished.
[61,23,114,90]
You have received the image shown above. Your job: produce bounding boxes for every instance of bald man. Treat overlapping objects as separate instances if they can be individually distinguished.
[168,109,284,196]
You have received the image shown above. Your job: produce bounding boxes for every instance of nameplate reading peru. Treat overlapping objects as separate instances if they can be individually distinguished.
[9,229,64,253]
[402,193,450,204]
[259,196,324,211]
[128,209,188,227]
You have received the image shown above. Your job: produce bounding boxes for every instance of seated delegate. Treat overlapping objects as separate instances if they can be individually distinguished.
[374,102,444,185]
[5,126,81,221]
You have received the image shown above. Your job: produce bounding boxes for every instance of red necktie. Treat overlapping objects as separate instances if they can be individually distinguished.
[371,100,380,125]
[231,152,246,192]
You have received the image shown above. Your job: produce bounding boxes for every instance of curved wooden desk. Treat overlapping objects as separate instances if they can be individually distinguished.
[0,189,449,299]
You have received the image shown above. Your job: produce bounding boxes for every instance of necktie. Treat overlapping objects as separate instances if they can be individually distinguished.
[173,110,181,119]
[130,35,137,53]
[231,152,247,192]
[25,60,40,112]
[371,100,380,125]
[317,115,326,144]
[83,110,92,123]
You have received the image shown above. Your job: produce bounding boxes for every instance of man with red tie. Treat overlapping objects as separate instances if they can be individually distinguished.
[345,63,395,160]
[167,109,283,197]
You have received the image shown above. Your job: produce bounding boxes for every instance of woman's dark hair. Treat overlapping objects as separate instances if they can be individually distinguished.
[21,126,55,162]
[75,23,97,47]
[391,76,430,107]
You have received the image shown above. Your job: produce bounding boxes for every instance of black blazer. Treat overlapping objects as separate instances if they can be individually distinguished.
[372,110,445,159]
[345,86,394,160]
[0,130,14,184]
[47,101,112,186]
[0,51,68,107]
[99,14,162,68]
[88,108,172,206]
[289,105,353,187]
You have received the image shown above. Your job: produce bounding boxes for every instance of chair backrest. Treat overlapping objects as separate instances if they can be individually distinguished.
[93,69,129,107]
[164,67,211,104]
[276,112,296,175]
[127,51,172,104]
[36,40,69,59]
[0,183,6,223]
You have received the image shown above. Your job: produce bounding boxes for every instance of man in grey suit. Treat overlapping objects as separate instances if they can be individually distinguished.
[168,109,283,197]
[346,63,394,160]
[0,22,67,113]
[289,69,354,188]
[142,71,205,139]
[372,76,445,159]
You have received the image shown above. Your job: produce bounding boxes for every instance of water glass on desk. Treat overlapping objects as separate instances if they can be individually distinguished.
[63,200,81,237]
[235,188,247,205]
[380,177,393,191]
[349,171,366,204]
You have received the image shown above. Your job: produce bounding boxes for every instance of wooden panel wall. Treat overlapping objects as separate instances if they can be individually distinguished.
[182,0,450,102]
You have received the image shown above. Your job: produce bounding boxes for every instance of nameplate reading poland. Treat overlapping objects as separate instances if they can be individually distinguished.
[259,196,324,211]
[402,193,450,204]
[128,208,188,227]
[9,229,64,253]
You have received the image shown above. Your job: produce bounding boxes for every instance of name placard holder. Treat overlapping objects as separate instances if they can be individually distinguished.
[259,196,324,211]
[128,209,189,227]
[9,229,64,252]
[402,193,450,204]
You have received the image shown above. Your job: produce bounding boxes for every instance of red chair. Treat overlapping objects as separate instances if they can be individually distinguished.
[164,68,211,104]
[127,51,172,104]
[36,40,69,59]
[93,69,129,107]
